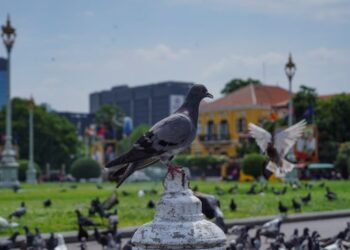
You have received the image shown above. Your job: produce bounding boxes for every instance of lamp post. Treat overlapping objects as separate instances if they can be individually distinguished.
[0,15,19,187]
[284,53,296,126]
[26,97,37,183]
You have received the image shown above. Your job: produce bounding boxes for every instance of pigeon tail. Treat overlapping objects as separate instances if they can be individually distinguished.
[266,160,294,178]
[116,163,136,188]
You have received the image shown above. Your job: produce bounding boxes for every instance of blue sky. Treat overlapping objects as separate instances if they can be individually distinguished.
[1,0,349,112]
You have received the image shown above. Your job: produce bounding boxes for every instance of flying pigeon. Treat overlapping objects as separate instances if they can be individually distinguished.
[105,84,213,187]
[248,120,306,178]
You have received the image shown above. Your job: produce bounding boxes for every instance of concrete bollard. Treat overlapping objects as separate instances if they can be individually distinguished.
[131,169,227,250]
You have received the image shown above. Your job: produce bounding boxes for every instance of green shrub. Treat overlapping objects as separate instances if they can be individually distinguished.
[242,153,267,178]
[71,157,101,180]
[18,160,41,182]
[173,154,228,167]
[335,142,350,178]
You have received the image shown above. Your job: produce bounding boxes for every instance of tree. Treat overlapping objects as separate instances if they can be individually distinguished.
[0,98,81,171]
[95,104,124,139]
[242,153,267,179]
[315,94,350,163]
[18,160,41,182]
[335,142,350,178]
[221,78,261,95]
[71,157,101,179]
[293,85,317,122]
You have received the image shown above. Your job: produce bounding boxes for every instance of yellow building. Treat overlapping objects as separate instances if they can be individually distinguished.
[191,84,289,157]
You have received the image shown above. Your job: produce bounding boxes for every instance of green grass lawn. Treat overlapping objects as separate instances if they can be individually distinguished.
[0,180,349,236]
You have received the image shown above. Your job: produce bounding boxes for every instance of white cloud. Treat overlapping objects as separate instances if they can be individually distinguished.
[134,44,190,61]
[306,47,350,64]
[203,52,285,78]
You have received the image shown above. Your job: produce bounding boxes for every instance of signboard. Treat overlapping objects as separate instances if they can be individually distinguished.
[169,95,185,114]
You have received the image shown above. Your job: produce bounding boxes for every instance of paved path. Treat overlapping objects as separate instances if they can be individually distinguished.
[66,217,350,249]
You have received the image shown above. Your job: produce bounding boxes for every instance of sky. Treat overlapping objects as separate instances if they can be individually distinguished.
[0,0,349,112]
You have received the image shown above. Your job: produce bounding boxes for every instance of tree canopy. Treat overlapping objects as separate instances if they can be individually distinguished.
[293,85,317,122]
[0,98,81,171]
[95,104,124,139]
[221,78,261,95]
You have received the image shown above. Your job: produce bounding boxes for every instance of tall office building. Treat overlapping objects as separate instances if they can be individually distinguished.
[0,58,8,110]
[90,81,193,126]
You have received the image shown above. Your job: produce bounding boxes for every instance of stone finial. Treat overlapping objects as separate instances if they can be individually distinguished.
[131,169,227,250]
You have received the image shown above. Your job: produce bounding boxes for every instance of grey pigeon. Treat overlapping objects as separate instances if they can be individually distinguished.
[248,120,306,178]
[105,84,213,187]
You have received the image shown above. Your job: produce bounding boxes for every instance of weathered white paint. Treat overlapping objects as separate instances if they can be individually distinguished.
[132,169,227,249]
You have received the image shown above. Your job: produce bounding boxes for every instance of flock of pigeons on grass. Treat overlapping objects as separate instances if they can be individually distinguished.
[0,183,344,250]
[226,216,350,250]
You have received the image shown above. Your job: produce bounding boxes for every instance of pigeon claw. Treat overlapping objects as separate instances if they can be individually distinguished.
[167,164,184,180]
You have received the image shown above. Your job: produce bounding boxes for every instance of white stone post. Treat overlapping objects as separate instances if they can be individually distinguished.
[131,169,227,250]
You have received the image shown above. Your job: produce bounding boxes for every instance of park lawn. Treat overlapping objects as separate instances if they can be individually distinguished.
[0,180,350,236]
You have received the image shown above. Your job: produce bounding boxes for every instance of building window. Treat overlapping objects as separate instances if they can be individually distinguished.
[206,121,215,140]
[220,120,228,140]
[237,117,246,133]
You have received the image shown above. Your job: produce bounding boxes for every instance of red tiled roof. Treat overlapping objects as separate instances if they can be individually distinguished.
[200,84,290,112]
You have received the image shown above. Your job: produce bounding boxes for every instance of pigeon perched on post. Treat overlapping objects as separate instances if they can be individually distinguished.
[105,84,213,187]
[248,120,306,178]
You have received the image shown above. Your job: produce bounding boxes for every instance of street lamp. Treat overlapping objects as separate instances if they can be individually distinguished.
[285,53,296,126]
[26,97,37,183]
[0,15,19,187]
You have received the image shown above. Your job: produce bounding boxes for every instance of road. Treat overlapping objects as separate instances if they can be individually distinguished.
[66,216,350,249]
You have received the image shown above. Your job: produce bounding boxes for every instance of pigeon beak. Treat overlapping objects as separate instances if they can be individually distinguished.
[205,92,213,99]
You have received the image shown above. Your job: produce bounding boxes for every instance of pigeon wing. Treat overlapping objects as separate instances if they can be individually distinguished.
[105,113,193,168]
[275,119,307,156]
[248,123,272,153]
[149,113,194,152]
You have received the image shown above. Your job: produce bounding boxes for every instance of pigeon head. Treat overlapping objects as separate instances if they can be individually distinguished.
[186,84,213,102]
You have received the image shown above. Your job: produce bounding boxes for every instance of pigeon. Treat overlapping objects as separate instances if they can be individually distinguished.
[0,231,19,250]
[248,120,306,178]
[43,199,52,208]
[292,198,302,212]
[105,84,213,187]
[147,200,156,209]
[278,201,288,214]
[260,216,283,240]
[54,234,67,250]
[24,226,35,248]
[326,187,337,201]
[94,227,108,248]
[122,240,133,250]
[194,192,227,233]
[9,201,26,219]
[228,184,238,194]
[229,198,237,211]
[102,191,119,210]
[46,233,58,250]
[247,184,257,195]
[77,224,89,242]
[137,189,145,197]
[301,193,311,205]
[0,216,18,228]
[33,227,46,250]
[75,210,96,227]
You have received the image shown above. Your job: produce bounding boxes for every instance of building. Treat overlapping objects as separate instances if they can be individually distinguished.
[0,58,8,110]
[192,84,290,157]
[57,112,95,137]
[90,81,193,126]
